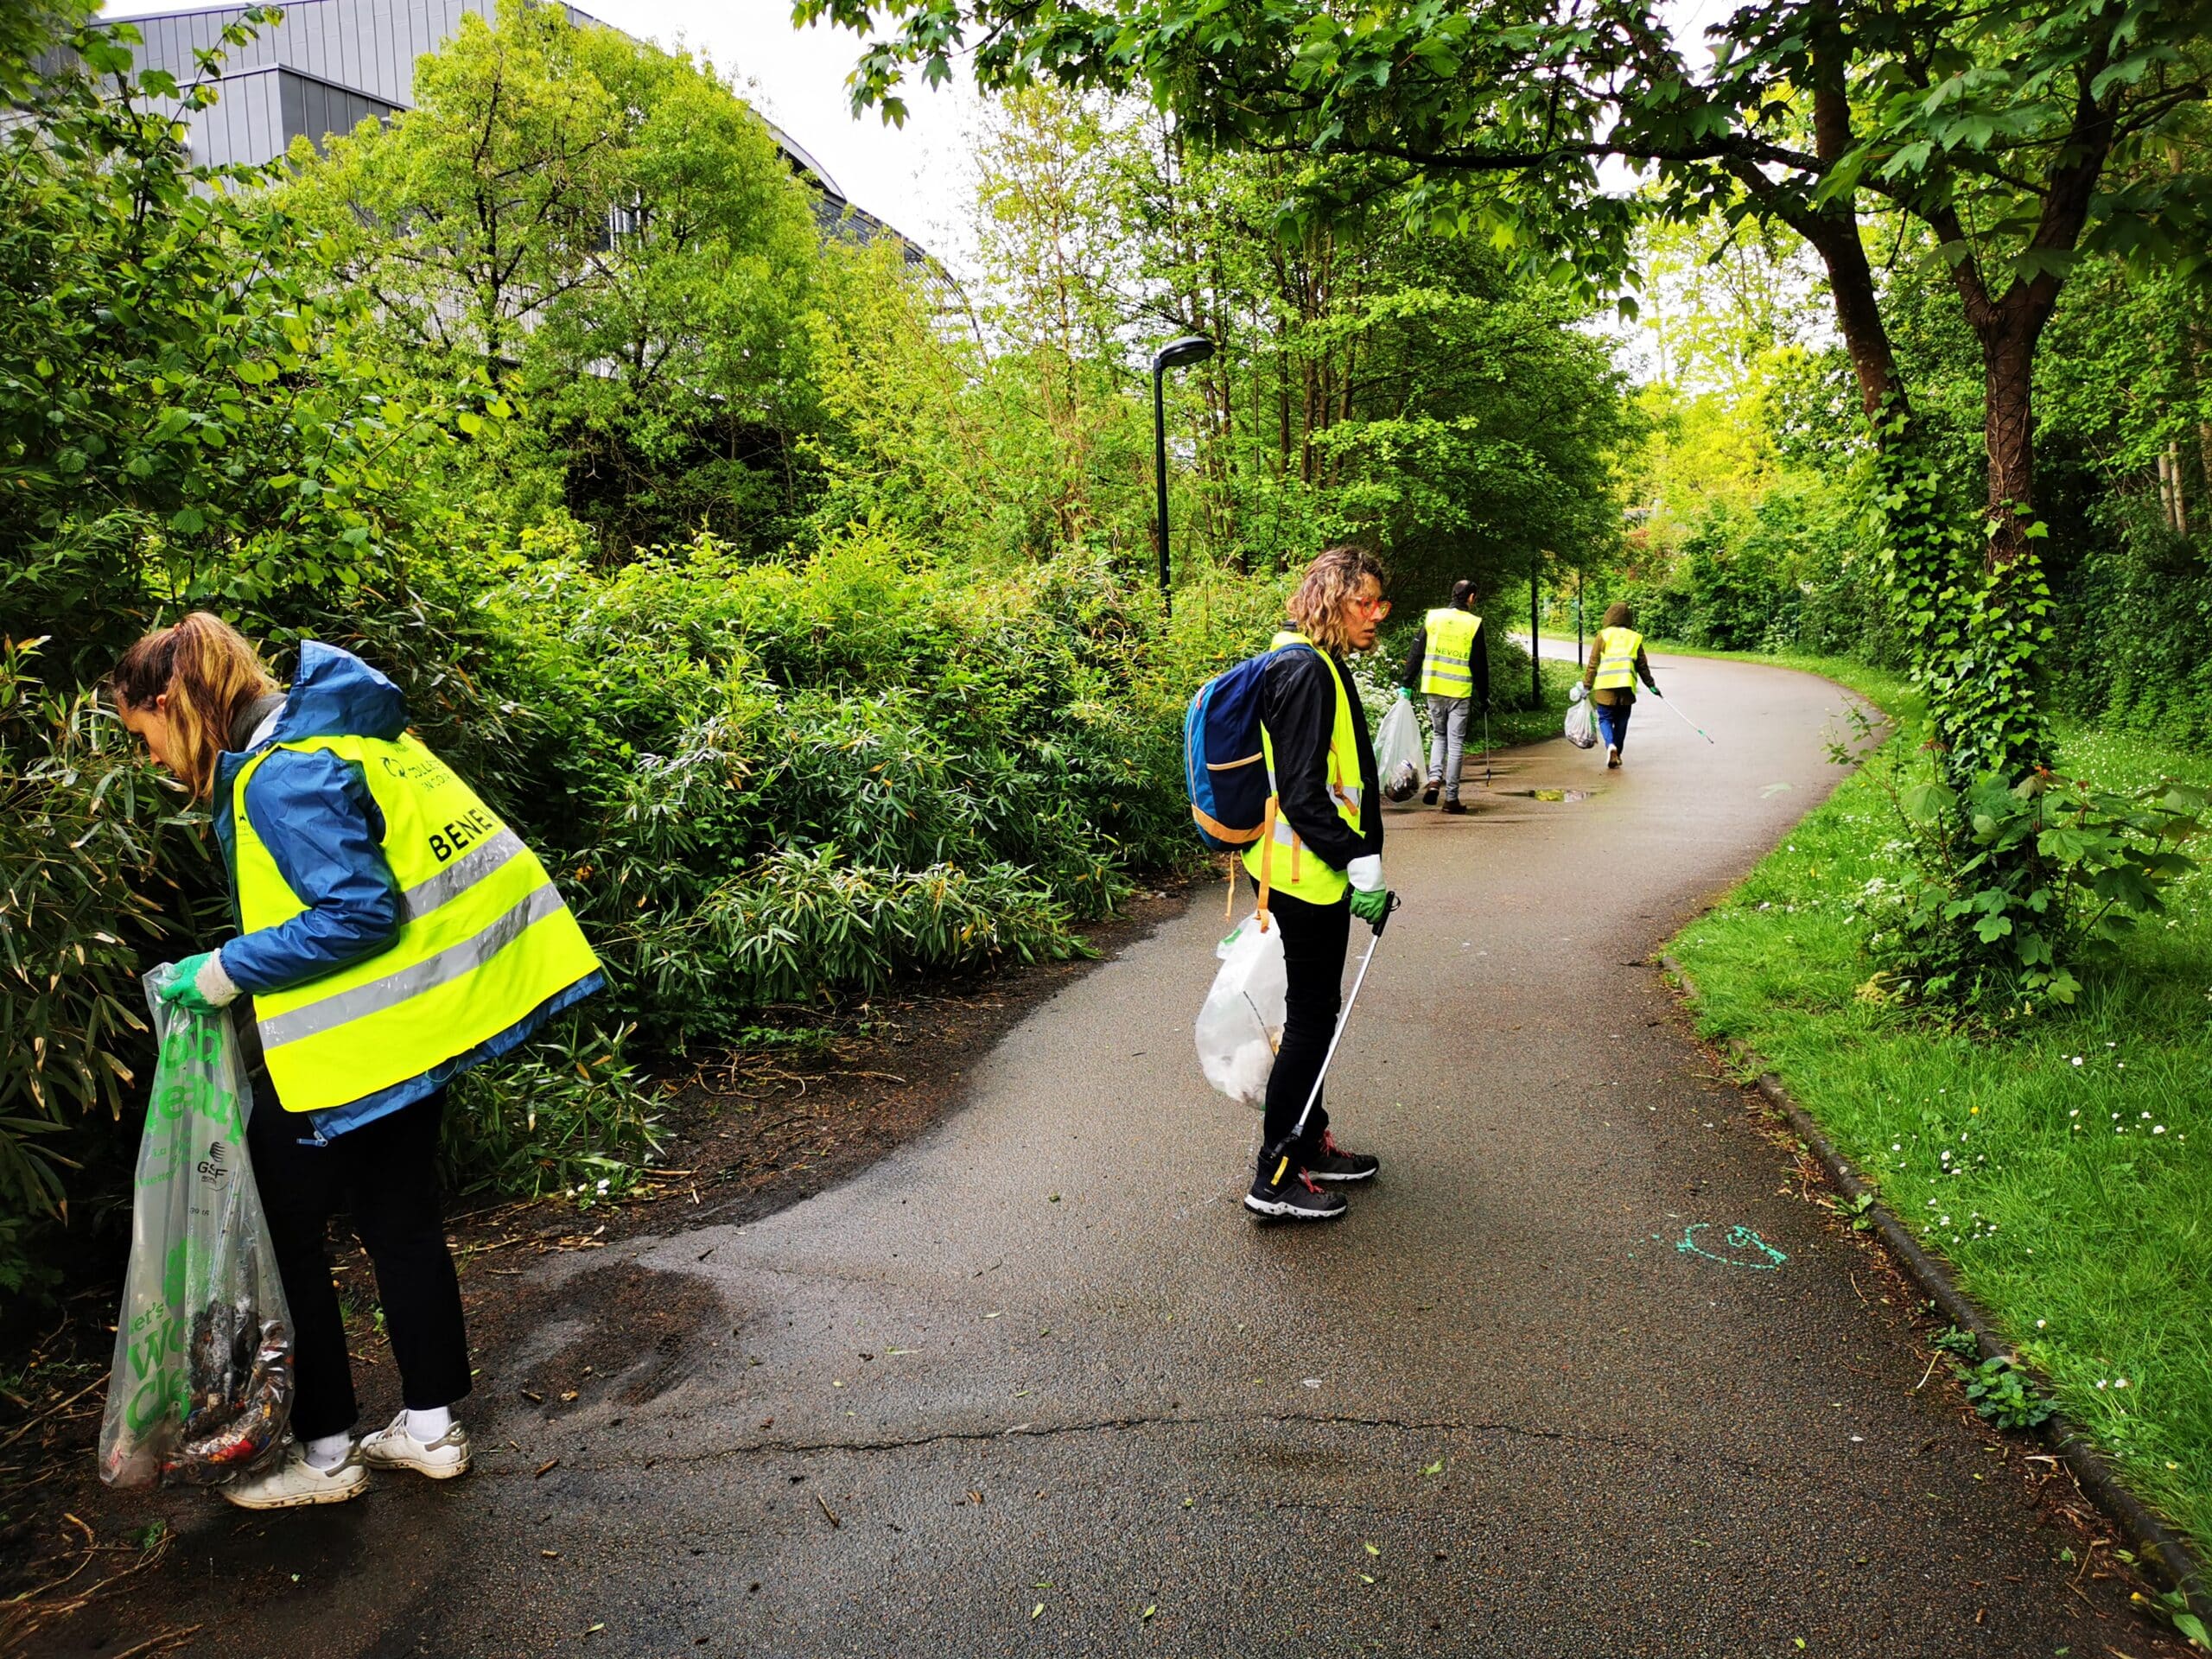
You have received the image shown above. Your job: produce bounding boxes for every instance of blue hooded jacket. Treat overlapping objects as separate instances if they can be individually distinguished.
[211,643,604,1142]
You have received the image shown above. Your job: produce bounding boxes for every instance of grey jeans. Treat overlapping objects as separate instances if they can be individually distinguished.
[1426,694,1471,800]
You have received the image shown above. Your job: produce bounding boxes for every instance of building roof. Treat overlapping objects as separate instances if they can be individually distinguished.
[103,0,857,205]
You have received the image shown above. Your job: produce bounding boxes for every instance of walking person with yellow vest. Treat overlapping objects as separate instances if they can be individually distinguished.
[1581,601,1661,770]
[1395,579,1489,813]
[111,614,603,1510]
[1242,548,1395,1222]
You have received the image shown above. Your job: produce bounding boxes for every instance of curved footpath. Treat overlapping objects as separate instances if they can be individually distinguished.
[130,653,2186,1656]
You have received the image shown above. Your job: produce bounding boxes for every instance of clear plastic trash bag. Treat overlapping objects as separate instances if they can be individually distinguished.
[1376,696,1424,802]
[1195,912,1286,1107]
[99,976,293,1489]
[1564,693,1599,749]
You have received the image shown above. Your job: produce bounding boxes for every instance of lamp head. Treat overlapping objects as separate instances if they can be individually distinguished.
[1152,335,1215,372]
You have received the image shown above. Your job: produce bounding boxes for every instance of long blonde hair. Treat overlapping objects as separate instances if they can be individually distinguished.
[1287,546,1386,655]
[111,613,279,801]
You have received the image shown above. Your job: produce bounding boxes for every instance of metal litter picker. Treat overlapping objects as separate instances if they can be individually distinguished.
[1257,892,1400,1189]
[1652,690,1716,745]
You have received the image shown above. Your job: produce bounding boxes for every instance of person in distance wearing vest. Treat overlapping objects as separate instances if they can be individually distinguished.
[1581,601,1660,770]
[112,614,604,1510]
[1394,579,1489,813]
[1243,547,1394,1222]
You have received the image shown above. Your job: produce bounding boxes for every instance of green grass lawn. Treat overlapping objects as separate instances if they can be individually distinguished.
[1666,650,2212,1560]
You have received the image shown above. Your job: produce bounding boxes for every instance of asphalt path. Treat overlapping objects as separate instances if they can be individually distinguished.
[161,652,2174,1657]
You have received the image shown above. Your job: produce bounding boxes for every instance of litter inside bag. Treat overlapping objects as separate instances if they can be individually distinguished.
[99,978,294,1489]
[1564,695,1599,750]
[1195,912,1286,1106]
[1376,697,1425,803]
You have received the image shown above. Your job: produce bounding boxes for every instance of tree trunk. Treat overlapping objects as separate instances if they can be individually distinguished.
[1980,318,2039,569]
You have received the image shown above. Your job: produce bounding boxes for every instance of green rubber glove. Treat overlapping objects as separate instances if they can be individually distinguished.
[156,950,238,1013]
[1348,886,1390,926]
[1395,685,1412,700]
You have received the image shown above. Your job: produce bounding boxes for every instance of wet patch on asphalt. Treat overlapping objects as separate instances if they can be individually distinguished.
[511,1260,726,1415]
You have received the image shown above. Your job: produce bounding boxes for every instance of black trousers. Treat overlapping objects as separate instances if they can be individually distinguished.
[1255,882,1348,1168]
[245,1087,474,1441]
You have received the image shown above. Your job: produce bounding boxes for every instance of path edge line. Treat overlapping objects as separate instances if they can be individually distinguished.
[1659,952,2211,1630]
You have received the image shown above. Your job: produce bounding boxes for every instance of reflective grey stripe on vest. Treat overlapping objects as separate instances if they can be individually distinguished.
[400,829,524,921]
[1424,661,1473,685]
[1269,784,1364,844]
[258,881,563,1052]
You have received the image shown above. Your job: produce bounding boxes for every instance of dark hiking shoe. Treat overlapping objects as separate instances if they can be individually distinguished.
[1421,784,1440,805]
[1304,1128,1380,1184]
[1440,799,1468,816]
[1245,1167,1348,1221]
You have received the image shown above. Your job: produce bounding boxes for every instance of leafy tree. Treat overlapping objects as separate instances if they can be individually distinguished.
[949,88,1633,597]
[283,0,827,553]
[0,9,462,677]
[804,0,2212,787]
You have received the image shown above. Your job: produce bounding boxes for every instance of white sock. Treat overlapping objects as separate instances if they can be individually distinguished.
[405,1406,453,1441]
[304,1432,352,1471]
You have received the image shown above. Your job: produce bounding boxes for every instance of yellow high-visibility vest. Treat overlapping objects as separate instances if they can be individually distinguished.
[229,733,601,1114]
[1419,607,1483,698]
[1242,631,1365,908]
[1592,626,1645,691]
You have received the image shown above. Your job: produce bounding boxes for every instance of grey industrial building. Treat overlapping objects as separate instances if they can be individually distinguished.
[99,0,925,257]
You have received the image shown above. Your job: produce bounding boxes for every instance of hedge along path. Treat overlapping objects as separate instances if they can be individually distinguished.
[127,651,2193,1657]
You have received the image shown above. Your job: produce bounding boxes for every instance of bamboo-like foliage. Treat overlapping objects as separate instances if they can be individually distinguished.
[0,640,189,1241]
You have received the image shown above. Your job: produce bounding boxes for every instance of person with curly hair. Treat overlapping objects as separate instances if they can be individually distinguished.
[1242,548,1396,1222]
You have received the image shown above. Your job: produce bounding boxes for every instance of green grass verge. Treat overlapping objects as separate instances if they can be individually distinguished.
[1666,649,2212,1560]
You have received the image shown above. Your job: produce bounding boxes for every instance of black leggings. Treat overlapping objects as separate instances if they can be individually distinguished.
[245,1089,473,1441]
[1255,882,1349,1166]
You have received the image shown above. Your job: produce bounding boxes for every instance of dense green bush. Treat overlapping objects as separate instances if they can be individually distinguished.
[0,639,183,1221]
[435,533,1256,1044]
[1844,699,2204,1006]
[441,1017,660,1201]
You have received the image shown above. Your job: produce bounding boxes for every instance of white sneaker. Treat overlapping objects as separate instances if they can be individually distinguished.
[220,1442,367,1510]
[357,1411,472,1478]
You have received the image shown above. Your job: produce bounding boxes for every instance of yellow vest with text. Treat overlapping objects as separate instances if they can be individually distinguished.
[1242,632,1365,906]
[1593,626,1645,691]
[1419,607,1483,698]
[230,734,601,1115]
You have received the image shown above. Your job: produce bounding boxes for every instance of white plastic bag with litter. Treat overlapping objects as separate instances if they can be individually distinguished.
[1564,689,1599,750]
[1195,912,1286,1106]
[1376,696,1424,802]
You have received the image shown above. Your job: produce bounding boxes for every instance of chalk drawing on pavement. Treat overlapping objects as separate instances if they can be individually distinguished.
[1673,1223,1788,1270]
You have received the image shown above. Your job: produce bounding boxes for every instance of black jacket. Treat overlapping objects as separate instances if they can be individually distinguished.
[1262,641,1383,874]
[1397,612,1491,706]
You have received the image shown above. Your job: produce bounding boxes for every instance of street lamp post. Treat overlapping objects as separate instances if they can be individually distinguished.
[1151,335,1215,616]
[1529,558,1541,706]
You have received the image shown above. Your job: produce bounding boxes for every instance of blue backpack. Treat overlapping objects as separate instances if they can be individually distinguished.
[1184,641,1314,852]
